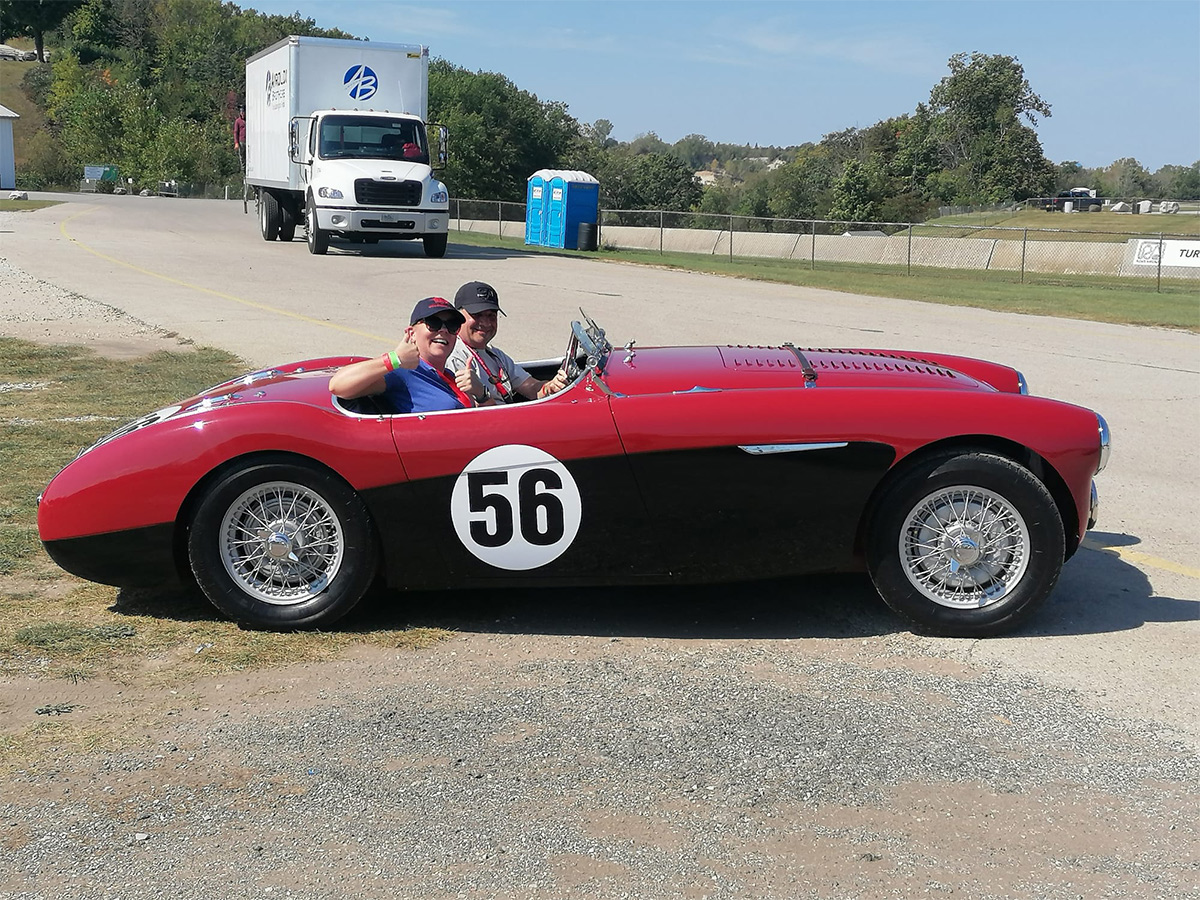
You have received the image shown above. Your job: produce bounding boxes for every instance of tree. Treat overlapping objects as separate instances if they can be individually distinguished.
[429,59,580,200]
[628,152,701,211]
[828,159,878,223]
[1,0,84,61]
[928,52,1054,203]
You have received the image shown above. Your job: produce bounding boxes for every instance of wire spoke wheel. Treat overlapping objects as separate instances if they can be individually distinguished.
[900,485,1029,609]
[189,459,378,629]
[219,480,345,605]
[866,451,1064,637]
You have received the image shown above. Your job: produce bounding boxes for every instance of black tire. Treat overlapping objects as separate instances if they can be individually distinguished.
[306,195,329,255]
[866,451,1064,637]
[188,460,378,630]
[423,233,448,258]
[259,190,280,241]
[279,201,297,242]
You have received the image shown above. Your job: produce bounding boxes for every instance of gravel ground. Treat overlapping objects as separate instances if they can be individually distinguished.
[2,627,1198,900]
[1,204,1197,899]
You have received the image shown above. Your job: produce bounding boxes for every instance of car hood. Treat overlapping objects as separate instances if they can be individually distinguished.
[78,358,353,456]
[600,345,1000,395]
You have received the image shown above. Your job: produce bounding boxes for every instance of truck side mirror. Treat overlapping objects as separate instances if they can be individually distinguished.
[289,120,299,163]
[433,125,449,169]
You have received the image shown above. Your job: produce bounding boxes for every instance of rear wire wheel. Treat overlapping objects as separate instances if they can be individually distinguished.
[866,451,1064,637]
[188,460,377,629]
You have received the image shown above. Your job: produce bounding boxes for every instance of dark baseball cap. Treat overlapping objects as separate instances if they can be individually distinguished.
[410,296,465,327]
[454,281,506,316]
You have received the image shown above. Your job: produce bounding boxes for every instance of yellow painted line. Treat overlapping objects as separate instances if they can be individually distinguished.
[59,207,393,345]
[1081,538,1200,579]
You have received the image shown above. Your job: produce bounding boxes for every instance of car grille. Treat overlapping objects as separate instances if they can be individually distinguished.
[354,179,423,206]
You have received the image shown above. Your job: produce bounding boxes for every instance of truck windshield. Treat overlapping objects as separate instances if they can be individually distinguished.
[317,115,429,164]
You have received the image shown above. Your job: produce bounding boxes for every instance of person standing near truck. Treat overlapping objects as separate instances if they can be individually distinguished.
[233,105,246,170]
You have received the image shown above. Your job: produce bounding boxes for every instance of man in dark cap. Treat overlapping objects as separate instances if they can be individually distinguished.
[329,297,483,413]
[447,281,568,404]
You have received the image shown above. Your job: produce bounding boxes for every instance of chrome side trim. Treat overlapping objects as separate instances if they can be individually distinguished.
[738,442,849,455]
[673,386,722,394]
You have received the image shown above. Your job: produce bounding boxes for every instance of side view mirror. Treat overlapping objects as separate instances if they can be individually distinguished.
[289,119,299,162]
[432,124,449,169]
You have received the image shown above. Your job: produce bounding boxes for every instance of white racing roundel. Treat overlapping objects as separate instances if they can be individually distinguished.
[450,445,582,570]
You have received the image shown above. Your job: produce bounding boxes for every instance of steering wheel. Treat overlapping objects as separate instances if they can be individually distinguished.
[563,322,582,382]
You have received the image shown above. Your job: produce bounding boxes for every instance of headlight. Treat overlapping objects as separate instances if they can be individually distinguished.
[1096,413,1111,473]
[430,189,448,204]
[317,187,343,199]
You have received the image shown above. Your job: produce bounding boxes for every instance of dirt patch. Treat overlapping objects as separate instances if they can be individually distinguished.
[0,256,196,359]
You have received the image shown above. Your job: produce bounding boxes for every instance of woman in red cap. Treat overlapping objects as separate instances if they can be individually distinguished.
[329,297,483,414]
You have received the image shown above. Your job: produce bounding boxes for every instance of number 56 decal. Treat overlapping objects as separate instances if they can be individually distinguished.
[450,445,582,570]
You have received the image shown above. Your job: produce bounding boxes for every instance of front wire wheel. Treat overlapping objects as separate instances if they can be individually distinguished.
[189,461,377,629]
[899,485,1030,609]
[867,452,1064,637]
[219,480,344,604]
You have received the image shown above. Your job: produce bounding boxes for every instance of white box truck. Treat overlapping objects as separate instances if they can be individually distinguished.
[245,35,450,257]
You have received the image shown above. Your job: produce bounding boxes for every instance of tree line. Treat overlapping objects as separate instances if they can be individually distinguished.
[7,0,1198,216]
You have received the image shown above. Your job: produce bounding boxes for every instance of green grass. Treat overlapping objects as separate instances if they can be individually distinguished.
[923,208,1200,240]
[450,231,1200,331]
[0,338,453,708]
[0,199,61,211]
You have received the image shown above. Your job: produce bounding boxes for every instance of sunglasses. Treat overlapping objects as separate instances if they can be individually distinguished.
[421,316,461,333]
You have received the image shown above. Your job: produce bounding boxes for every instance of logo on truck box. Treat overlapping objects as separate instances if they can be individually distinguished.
[265,67,288,110]
[343,65,378,101]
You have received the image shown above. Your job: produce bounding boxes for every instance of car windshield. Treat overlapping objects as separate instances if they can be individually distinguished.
[317,115,429,163]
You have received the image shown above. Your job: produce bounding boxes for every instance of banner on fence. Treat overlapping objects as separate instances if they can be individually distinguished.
[1134,239,1200,268]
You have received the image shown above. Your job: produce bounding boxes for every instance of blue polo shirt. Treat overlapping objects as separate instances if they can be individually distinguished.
[382,360,465,414]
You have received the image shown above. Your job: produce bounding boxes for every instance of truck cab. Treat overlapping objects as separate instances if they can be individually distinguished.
[292,110,450,256]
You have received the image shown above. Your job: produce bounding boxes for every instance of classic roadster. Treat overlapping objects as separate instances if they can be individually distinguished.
[38,316,1109,636]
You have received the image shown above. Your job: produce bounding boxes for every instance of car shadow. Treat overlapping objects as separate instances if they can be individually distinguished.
[110,530,1195,639]
[355,573,900,640]
[1007,531,1199,638]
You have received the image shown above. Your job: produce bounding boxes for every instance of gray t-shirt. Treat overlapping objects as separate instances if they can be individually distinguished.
[446,342,531,402]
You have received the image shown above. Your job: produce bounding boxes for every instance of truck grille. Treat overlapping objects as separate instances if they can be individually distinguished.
[354,179,423,206]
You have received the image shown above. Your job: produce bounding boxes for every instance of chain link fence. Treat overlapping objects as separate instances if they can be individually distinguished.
[452,199,1200,293]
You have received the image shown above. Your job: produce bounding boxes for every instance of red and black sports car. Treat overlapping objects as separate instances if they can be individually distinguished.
[38,316,1109,636]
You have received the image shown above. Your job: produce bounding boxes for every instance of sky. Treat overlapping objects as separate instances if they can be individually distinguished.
[249,0,1200,172]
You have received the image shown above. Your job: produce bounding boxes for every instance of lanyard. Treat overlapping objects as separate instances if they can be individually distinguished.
[433,366,473,408]
[468,346,511,399]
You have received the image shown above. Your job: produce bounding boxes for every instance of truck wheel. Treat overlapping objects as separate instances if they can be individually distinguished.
[866,451,1064,637]
[423,233,448,258]
[306,196,329,255]
[279,201,297,242]
[188,459,378,630]
[259,191,280,241]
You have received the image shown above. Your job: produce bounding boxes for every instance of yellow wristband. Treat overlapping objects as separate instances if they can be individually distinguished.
[386,351,401,371]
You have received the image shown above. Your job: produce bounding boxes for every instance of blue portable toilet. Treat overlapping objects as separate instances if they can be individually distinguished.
[525,169,599,249]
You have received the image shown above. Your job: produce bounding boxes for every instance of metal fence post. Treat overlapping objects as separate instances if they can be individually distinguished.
[729,215,734,261]
[1021,229,1027,284]
[810,221,816,270]
[660,210,664,255]
[907,224,912,275]
[497,200,502,237]
[1157,232,1164,293]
